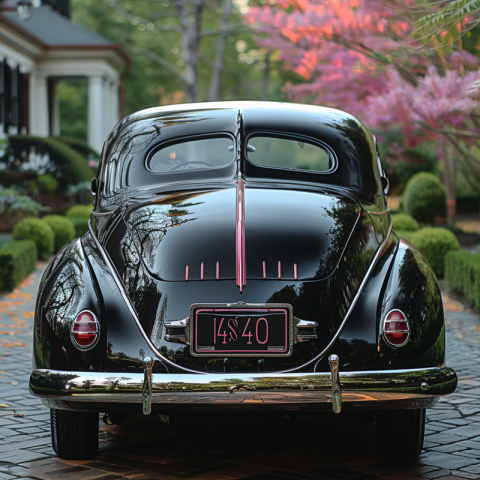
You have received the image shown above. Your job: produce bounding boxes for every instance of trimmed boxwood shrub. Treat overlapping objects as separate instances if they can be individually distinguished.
[65,204,92,219]
[29,173,59,193]
[395,230,417,244]
[403,172,447,223]
[69,217,89,237]
[391,213,420,232]
[43,215,75,253]
[0,240,37,291]
[407,227,459,278]
[13,218,54,260]
[446,251,480,309]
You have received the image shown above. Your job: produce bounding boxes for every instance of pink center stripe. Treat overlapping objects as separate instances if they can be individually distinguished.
[236,180,246,292]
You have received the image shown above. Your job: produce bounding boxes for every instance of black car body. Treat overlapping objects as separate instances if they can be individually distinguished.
[30,102,457,461]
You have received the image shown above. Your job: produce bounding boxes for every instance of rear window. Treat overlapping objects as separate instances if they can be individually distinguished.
[147,137,234,174]
[246,136,333,173]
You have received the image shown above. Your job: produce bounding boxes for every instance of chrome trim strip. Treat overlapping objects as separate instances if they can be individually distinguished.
[236,179,246,292]
[30,366,457,402]
[87,219,203,374]
[302,219,393,373]
[92,210,114,217]
[367,209,390,216]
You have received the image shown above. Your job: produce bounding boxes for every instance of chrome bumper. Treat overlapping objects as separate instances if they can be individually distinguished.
[30,366,457,414]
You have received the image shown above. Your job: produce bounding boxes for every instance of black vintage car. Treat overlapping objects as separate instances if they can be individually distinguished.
[30,102,457,462]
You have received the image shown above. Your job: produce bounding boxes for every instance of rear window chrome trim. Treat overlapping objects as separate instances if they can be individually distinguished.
[144,132,236,175]
[245,131,338,176]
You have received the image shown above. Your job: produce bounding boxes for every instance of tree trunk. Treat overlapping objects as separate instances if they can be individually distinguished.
[261,52,271,100]
[177,1,202,102]
[208,0,233,101]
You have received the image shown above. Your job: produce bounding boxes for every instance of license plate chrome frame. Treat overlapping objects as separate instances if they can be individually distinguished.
[189,302,294,357]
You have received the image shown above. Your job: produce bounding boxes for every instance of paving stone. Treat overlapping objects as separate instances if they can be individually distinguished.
[418,452,479,469]
[422,469,453,479]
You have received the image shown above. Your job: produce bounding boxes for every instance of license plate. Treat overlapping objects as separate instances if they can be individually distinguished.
[189,303,293,357]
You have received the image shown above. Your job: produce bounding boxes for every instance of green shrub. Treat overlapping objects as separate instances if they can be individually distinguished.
[0,187,49,216]
[70,217,89,237]
[29,173,59,193]
[65,204,92,219]
[43,215,75,253]
[391,213,420,232]
[9,135,94,188]
[446,251,480,309]
[395,230,418,244]
[13,218,54,260]
[408,227,459,278]
[0,240,37,291]
[403,172,447,223]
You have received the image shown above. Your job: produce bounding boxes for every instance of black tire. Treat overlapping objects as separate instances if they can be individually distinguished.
[50,409,99,460]
[376,408,425,463]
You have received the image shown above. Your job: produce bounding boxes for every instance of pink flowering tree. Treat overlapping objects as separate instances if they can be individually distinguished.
[245,0,480,220]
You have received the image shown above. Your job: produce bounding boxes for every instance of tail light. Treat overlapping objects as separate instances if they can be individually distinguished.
[383,310,409,347]
[71,310,99,350]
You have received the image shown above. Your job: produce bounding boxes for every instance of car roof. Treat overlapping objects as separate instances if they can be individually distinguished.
[99,101,382,199]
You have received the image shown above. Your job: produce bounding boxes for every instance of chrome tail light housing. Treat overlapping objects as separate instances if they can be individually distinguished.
[383,310,410,347]
[71,310,100,350]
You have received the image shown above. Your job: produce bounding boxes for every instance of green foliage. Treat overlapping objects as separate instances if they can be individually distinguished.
[65,204,93,219]
[29,173,60,193]
[0,240,37,291]
[395,230,417,244]
[403,172,447,223]
[446,250,480,309]
[43,215,76,253]
[404,227,460,278]
[391,213,420,232]
[8,136,95,188]
[413,0,480,51]
[13,218,54,260]
[0,187,49,217]
[69,217,89,237]
[56,136,100,160]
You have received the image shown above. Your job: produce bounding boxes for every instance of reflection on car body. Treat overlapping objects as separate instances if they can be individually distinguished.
[30,102,457,463]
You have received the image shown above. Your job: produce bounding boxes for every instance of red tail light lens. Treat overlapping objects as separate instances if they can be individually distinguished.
[383,310,409,347]
[71,311,99,350]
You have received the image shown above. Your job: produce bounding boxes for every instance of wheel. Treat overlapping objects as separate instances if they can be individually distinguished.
[376,408,425,463]
[50,409,99,459]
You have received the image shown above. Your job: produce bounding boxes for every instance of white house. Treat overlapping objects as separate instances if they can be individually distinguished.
[0,0,130,152]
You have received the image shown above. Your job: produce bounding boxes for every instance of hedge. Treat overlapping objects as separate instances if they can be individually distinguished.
[395,227,460,278]
[403,172,447,223]
[391,213,419,232]
[446,251,480,309]
[13,218,54,260]
[9,135,95,188]
[65,204,92,219]
[0,240,37,291]
[43,215,75,253]
[70,217,89,237]
[55,136,100,161]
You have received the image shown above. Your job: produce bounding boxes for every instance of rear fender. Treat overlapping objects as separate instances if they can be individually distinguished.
[378,238,445,369]
[33,239,104,371]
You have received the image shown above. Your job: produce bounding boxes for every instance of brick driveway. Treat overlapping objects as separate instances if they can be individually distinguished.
[0,265,479,480]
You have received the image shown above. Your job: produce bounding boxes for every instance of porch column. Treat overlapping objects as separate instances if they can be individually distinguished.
[88,76,105,152]
[111,79,119,125]
[31,75,48,137]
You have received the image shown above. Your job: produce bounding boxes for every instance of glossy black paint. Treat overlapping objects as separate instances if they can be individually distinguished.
[33,102,445,387]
